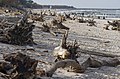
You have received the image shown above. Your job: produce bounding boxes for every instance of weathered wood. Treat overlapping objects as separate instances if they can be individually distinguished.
[106,20,120,31]
[78,49,120,57]
[29,13,44,22]
[2,52,38,79]
[87,19,97,26]
[53,31,80,62]
[46,59,82,77]
[0,11,35,45]
[41,19,69,36]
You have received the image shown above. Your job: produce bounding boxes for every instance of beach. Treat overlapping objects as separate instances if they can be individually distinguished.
[0,8,120,79]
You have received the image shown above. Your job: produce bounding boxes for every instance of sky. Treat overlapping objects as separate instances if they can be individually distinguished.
[33,0,120,8]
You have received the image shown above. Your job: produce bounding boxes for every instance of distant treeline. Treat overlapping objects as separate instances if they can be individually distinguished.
[0,0,41,8]
[41,5,75,9]
[0,0,75,9]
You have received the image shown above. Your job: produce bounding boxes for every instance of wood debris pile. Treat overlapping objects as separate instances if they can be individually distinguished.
[104,20,120,31]
[29,13,44,22]
[76,17,87,23]
[0,52,38,79]
[87,19,97,26]
[0,12,35,45]
[52,31,120,75]
[41,19,69,36]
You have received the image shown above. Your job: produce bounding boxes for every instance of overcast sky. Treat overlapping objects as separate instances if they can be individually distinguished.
[33,0,120,8]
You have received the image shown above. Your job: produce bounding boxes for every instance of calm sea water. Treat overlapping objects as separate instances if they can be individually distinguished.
[58,9,120,18]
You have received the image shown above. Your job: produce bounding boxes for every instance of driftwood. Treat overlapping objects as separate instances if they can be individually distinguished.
[0,11,35,45]
[89,56,120,68]
[29,13,44,22]
[4,52,38,79]
[41,19,69,36]
[104,20,120,31]
[45,59,83,77]
[53,31,79,62]
[56,14,66,22]
[51,31,120,77]
[64,13,72,20]
[0,52,38,79]
[53,31,71,61]
[78,49,120,58]
[87,19,97,26]
[76,17,87,23]
[45,56,120,77]
[0,52,119,78]
[42,22,56,36]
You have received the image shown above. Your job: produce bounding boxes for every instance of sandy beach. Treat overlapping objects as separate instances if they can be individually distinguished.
[0,8,120,79]
[31,10,120,78]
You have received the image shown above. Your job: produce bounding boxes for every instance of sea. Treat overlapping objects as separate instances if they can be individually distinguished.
[57,9,120,19]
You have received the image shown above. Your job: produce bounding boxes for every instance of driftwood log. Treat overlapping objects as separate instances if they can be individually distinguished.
[76,17,87,23]
[41,19,69,36]
[29,13,44,22]
[0,52,38,79]
[87,19,97,26]
[45,57,120,77]
[104,20,120,31]
[0,11,35,45]
[53,30,80,62]
[64,13,72,20]
[78,49,120,58]
[0,52,119,78]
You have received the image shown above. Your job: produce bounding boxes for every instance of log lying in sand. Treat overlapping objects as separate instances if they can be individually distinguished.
[46,59,83,77]
[87,19,97,26]
[45,57,120,77]
[78,49,120,58]
[76,17,87,23]
[41,19,69,36]
[29,13,44,22]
